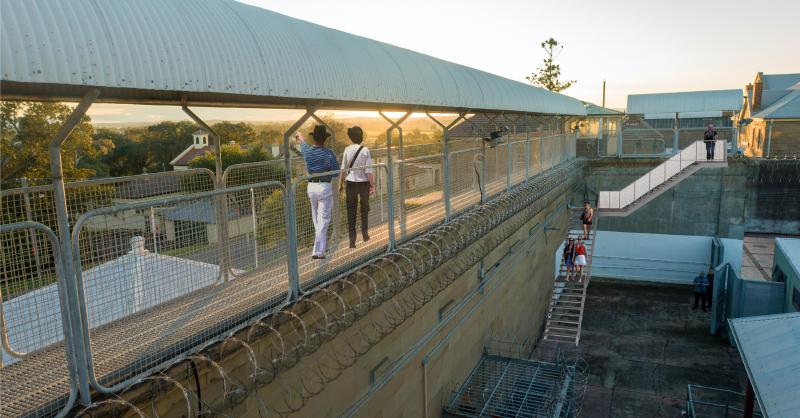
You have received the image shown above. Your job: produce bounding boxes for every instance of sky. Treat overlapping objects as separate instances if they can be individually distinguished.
[87,0,800,124]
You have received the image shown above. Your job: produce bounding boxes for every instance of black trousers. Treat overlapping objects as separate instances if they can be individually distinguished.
[345,181,370,244]
[705,141,715,160]
[693,292,707,310]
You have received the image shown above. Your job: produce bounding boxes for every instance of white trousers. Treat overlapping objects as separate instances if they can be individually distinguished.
[307,182,333,256]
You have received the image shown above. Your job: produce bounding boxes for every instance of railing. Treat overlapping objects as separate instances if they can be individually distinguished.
[598,140,726,210]
[0,131,576,416]
[686,384,762,418]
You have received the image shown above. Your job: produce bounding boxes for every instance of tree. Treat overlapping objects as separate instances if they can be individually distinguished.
[188,143,274,173]
[526,38,576,92]
[212,121,257,146]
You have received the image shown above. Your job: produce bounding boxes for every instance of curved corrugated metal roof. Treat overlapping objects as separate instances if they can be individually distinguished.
[0,0,585,116]
[626,89,742,114]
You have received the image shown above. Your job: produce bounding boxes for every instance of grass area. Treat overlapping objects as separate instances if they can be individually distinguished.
[1,272,57,301]
[160,242,211,257]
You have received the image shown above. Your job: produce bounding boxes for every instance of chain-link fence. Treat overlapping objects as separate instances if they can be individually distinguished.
[1,114,577,416]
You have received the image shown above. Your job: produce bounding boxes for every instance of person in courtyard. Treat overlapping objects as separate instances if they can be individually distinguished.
[705,266,715,309]
[574,237,587,282]
[339,126,374,249]
[692,271,709,311]
[562,238,576,280]
[581,201,593,239]
[295,125,339,259]
[703,123,718,160]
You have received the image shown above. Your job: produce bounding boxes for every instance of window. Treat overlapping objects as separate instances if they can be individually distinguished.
[793,287,800,311]
[772,266,786,283]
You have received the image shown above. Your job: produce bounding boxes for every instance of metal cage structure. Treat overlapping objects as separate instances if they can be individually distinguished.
[0,1,588,416]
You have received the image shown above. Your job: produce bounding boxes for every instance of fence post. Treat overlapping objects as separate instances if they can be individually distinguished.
[539,128,544,173]
[524,117,531,180]
[505,116,513,191]
[427,112,464,223]
[49,88,99,405]
[182,106,231,282]
[282,107,317,300]
[673,112,680,154]
[380,111,412,248]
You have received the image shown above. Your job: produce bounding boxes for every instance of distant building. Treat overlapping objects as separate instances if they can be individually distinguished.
[576,101,624,157]
[737,72,800,157]
[170,129,213,170]
[625,89,742,153]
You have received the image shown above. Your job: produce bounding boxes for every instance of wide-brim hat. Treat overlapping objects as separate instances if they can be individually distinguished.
[309,125,330,140]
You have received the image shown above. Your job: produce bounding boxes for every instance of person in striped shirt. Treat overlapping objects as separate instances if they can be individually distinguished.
[295,125,339,259]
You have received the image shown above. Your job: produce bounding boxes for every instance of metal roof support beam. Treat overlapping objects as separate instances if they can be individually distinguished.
[427,112,465,222]
[766,119,774,158]
[182,105,232,282]
[283,106,318,300]
[49,88,99,406]
[379,111,412,247]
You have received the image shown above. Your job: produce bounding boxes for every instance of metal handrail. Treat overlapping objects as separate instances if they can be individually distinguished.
[598,140,726,210]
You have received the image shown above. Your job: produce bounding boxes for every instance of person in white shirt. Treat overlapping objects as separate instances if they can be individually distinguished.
[339,126,374,248]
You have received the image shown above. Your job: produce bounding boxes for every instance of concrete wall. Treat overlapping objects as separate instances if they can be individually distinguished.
[744,159,800,234]
[581,159,749,239]
[101,161,581,418]
[585,231,742,284]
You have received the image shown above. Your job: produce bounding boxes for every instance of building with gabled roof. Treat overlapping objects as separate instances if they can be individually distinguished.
[738,72,800,157]
[170,129,212,170]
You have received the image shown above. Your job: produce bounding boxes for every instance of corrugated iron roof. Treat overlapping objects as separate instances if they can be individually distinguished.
[754,89,800,119]
[762,73,800,91]
[626,89,742,114]
[729,313,800,418]
[775,238,800,277]
[582,101,624,116]
[0,0,586,116]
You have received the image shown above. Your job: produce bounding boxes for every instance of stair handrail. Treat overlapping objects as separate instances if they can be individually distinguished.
[598,140,725,210]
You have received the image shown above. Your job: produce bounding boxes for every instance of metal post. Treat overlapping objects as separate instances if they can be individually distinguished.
[282,107,317,299]
[182,105,231,281]
[616,120,623,158]
[673,112,680,154]
[379,111,411,248]
[149,206,158,254]
[539,127,544,172]
[250,187,258,269]
[20,178,44,279]
[766,119,774,157]
[524,116,531,180]
[49,88,99,405]
[743,380,755,418]
[427,112,465,223]
[504,114,513,191]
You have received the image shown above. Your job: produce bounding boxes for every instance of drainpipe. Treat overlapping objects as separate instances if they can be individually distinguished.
[50,88,100,405]
[766,119,774,157]
[421,359,429,418]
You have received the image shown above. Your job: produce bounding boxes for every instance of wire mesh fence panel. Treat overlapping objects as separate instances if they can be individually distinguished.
[1,169,216,243]
[397,155,445,237]
[529,137,543,177]
[70,182,289,389]
[223,158,299,187]
[484,146,508,199]
[509,140,528,187]
[447,148,483,215]
[0,223,76,418]
[294,166,393,291]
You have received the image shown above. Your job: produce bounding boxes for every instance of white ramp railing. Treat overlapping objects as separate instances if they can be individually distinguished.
[598,140,726,210]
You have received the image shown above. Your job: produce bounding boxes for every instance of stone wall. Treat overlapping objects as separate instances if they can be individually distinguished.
[92,160,582,418]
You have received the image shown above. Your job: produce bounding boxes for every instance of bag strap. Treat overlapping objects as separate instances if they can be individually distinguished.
[348,146,364,169]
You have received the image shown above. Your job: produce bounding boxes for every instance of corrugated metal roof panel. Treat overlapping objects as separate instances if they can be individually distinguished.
[753,90,800,119]
[729,313,800,418]
[626,89,743,114]
[582,101,624,116]
[762,73,800,91]
[0,0,586,115]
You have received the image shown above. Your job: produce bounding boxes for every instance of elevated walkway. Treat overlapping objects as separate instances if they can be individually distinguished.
[543,208,598,345]
[597,140,727,216]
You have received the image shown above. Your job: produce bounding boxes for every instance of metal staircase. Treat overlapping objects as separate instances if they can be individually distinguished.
[598,140,727,216]
[543,208,598,345]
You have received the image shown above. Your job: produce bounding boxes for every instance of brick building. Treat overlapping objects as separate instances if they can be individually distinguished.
[738,72,800,157]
